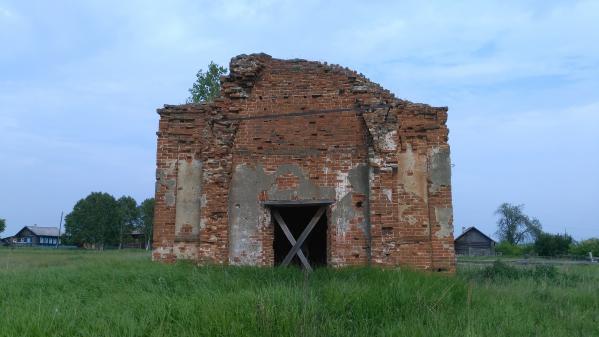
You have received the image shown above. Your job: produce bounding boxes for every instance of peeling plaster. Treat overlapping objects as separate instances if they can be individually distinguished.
[397,144,427,200]
[334,171,350,201]
[152,245,173,261]
[229,163,370,264]
[383,188,392,202]
[157,160,177,207]
[331,164,370,237]
[381,130,398,151]
[429,147,451,193]
[434,207,453,239]
[174,243,199,260]
[175,159,203,236]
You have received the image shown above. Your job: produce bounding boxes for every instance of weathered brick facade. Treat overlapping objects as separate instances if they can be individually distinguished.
[153,54,455,272]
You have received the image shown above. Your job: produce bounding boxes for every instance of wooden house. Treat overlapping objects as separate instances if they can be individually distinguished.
[11,225,60,246]
[454,227,496,256]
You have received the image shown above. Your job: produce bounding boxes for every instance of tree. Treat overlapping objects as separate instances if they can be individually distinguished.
[64,192,120,250]
[138,198,155,250]
[534,232,573,257]
[117,196,139,249]
[187,61,227,103]
[495,203,542,244]
[570,238,599,257]
[0,218,5,236]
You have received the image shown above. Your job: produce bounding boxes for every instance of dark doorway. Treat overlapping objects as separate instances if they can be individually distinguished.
[273,205,327,268]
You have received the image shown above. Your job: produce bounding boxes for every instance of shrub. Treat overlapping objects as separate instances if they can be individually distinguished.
[495,242,522,256]
[534,233,573,257]
[569,238,599,257]
[480,260,524,280]
[495,242,534,256]
[468,261,561,282]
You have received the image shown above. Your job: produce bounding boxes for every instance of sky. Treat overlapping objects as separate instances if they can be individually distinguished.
[0,0,598,240]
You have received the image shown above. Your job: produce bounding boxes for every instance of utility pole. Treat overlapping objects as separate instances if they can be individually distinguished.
[56,211,63,248]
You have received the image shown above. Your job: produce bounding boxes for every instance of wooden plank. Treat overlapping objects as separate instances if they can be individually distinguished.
[281,206,325,267]
[272,210,312,272]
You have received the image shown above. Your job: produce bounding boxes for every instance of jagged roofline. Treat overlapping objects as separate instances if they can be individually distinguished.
[226,53,447,111]
[159,53,447,113]
[157,53,450,155]
[227,53,395,97]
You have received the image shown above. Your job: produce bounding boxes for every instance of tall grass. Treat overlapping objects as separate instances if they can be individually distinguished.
[0,248,597,337]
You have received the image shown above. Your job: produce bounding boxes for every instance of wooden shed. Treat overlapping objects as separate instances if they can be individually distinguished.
[454,227,496,256]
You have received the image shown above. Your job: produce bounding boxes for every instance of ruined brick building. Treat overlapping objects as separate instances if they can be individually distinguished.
[153,54,455,272]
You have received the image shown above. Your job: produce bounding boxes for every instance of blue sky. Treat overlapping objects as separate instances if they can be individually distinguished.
[1,0,597,239]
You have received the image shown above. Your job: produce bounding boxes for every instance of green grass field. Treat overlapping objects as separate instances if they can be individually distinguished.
[0,248,597,337]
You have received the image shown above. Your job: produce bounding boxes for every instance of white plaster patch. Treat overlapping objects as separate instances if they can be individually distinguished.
[336,226,347,239]
[153,246,172,255]
[335,171,350,201]
[383,188,392,202]
[174,243,199,260]
[175,159,203,236]
[159,159,178,207]
[434,207,453,238]
[371,156,384,167]
[381,130,398,151]
[397,143,428,200]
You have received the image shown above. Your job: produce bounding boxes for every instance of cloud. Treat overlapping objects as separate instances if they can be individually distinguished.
[0,0,597,239]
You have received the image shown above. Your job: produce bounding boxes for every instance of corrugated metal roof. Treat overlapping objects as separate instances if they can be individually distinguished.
[26,226,59,237]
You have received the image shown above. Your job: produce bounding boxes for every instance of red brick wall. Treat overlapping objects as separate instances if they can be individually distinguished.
[153,54,455,272]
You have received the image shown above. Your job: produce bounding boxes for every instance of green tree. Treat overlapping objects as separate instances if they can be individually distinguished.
[65,192,120,250]
[569,238,599,257]
[138,198,155,250]
[117,196,139,249]
[0,218,5,236]
[495,203,542,245]
[187,61,227,103]
[534,232,573,257]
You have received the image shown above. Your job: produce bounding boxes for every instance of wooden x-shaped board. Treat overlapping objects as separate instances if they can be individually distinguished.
[272,206,326,272]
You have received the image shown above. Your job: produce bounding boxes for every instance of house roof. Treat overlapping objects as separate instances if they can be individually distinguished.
[17,226,60,237]
[130,230,144,236]
[454,226,496,243]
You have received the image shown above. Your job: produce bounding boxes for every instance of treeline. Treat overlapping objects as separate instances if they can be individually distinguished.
[494,203,598,258]
[63,192,154,250]
[497,236,599,258]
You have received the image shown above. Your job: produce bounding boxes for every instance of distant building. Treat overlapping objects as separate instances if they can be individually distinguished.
[454,227,496,256]
[123,230,148,249]
[10,225,60,246]
[1,236,13,246]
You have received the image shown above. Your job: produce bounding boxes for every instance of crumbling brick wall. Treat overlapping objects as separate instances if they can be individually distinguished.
[153,53,455,272]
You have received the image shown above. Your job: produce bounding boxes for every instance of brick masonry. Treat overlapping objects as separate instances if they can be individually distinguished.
[153,53,456,272]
